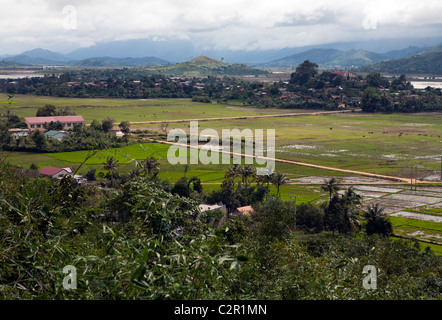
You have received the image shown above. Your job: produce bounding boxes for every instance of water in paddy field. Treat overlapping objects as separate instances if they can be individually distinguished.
[0,74,45,79]
[410,81,442,89]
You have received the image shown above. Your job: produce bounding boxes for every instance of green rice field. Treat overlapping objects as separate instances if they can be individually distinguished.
[1,94,441,254]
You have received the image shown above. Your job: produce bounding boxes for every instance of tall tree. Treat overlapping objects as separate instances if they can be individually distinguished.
[36,104,56,117]
[225,164,241,183]
[31,130,47,150]
[324,191,360,237]
[119,121,131,134]
[289,60,319,86]
[239,164,257,186]
[270,172,289,197]
[362,203,393,236]
[101,117,115,133]
[361,87,381,112]
[103,156,119,177]
[141,156,160,178]
[321,177,341,200]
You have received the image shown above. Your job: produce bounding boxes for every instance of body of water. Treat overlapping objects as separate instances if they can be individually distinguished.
[0,73,46,79]
[410,81,442,89]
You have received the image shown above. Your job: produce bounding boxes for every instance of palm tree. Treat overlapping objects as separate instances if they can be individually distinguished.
[270,172,289,197]
[239,164,257,186]
[342,186,362,206]
[142,156,160,177]
[257,174,272,186]
[225,164,240,179]
[225,164,241,182]
[103,156,119,177]
[321,177,341,200]
[363,203,385,222]
[362,203,392,235]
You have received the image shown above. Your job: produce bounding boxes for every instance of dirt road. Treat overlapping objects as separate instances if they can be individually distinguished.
[129,109,357,125]
[151,138,423,184]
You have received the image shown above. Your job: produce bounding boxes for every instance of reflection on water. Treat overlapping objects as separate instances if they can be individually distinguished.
[0,74,45,79]
[410,81,442,89]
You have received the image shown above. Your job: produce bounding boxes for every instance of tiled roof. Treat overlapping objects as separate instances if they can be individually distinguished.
[44,130,61,136]
[24,116,84,125]
[38,167,64,176]
[236,205,255,215]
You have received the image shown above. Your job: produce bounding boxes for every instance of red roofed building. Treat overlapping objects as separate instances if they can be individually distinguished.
[24,116,85,132]
[38,167,73,178]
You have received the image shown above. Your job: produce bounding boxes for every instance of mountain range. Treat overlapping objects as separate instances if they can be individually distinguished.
[1,48,170,67]
[357,44,442,75]
[257,46,429,68]
[1,38,442,74]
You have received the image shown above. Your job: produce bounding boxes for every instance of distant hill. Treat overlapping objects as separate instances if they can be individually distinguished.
[383,46,428,59]
[258,49,343,67]
[415,43,442,56]
[4,48,71,65]
[259,48,390,68]
[257,46,431,69]
[155,56,268,76]
[74,56,170,67]
[0,60,25,67]
[358,43,442,74]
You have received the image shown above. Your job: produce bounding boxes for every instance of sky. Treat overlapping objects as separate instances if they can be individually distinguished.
[1,0,442,54]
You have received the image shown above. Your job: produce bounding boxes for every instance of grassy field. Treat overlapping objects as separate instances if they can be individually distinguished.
[2,94,441,254]
[163,112,442,178]
[0,94,310,124]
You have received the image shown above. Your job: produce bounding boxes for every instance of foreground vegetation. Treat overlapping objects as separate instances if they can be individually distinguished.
[0,159,441,300]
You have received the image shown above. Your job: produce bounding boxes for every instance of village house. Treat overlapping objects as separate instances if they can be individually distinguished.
[38,166,73,179]
[44,130,69,141]
[8,128,30,139]
[38,166,87,184]
[24,115,85,132]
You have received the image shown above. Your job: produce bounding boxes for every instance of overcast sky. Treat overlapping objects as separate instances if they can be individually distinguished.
[1,0,442,54]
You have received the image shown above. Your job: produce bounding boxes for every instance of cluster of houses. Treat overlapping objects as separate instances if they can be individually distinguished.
[8,115,85,140]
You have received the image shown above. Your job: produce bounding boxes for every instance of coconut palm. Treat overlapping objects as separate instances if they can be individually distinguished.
[342,186,362,206]
[321,177,341,200]
[225,164,241,182]
[257,173,272,186]
[362,203,392,235]
[270,172,289,197]
[142,156,160,177]
[103,156,119,177]
[239,164,257,186]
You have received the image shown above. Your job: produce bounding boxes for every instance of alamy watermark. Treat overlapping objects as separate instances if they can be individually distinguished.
[166,121,275,175]
[62,265,77,290]
[362,265,377,290]
[63,5,78,30]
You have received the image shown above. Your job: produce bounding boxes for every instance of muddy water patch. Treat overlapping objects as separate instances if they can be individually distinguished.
[384,193,442,205]
[391,211,442,222]
[354,186,403,193]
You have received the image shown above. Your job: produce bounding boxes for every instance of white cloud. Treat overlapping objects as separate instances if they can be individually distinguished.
[0,0,441,54]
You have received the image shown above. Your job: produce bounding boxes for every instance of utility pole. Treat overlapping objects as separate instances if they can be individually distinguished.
[414,166,418,191]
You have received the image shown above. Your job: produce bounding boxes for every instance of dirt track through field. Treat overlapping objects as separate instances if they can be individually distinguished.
[152,138,425,184]
[129,109,357,125]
